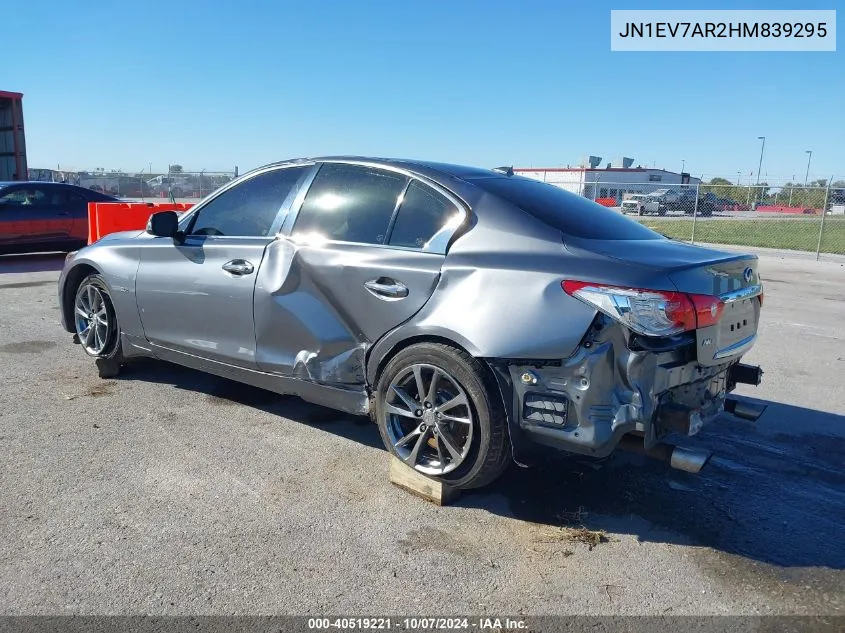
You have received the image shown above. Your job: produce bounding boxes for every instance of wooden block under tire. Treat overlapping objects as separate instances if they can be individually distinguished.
[389,455,461,506]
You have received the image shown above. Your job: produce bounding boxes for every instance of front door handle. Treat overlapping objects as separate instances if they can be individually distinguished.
[364,278,409,300]
[222,259,254,276]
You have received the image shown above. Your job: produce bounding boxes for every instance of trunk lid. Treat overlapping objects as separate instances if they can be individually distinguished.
[565,237,762,366]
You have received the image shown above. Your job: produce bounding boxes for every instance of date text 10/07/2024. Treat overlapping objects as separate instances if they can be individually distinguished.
[307,617,531,631]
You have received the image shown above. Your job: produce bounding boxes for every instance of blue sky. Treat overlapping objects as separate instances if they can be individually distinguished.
[5,0,842,182]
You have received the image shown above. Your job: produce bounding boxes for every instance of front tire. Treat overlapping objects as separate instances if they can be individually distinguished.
[73,273,123,377]
[375,343,511,490]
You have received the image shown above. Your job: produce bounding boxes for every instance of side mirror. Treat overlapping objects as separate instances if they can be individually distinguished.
[146,210,180,238]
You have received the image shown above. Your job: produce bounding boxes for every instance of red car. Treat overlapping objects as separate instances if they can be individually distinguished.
[0,181,119,254]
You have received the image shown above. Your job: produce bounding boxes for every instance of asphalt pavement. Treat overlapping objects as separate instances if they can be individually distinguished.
[0,250,843,616]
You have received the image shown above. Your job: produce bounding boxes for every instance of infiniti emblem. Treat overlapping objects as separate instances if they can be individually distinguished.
[743,267,753,283]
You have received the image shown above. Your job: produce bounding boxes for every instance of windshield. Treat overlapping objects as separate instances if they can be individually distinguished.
[470,176,663,241]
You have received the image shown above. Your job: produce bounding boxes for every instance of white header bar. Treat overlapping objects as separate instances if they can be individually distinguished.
[611,10,836,51]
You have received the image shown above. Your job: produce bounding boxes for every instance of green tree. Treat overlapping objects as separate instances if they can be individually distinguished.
[700,177,748,205]
[774,182,827,209]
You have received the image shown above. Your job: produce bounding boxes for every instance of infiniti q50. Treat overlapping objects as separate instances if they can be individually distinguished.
[58,158,764,489]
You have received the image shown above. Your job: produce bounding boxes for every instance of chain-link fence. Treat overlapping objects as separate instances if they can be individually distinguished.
[25,166,845,257]
[26,168,237,201]
[587,181,844,258]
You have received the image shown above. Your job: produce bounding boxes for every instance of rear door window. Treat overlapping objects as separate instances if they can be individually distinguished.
[67,192,87,206]
[469,176,662,240]
[388,180,462,249]
[292,163,408,245]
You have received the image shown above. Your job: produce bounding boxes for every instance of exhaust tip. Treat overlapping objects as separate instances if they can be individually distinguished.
[726,398,767,422]
[670,447,712,474]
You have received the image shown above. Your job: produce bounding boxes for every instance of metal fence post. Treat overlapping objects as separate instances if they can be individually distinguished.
[815,179,832,261]
[690,182,700,244]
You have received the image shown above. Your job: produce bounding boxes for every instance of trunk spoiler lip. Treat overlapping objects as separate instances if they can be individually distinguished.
[561,236,759,275]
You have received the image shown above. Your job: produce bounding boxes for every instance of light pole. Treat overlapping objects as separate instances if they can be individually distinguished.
[755,136,766,185]
[736,171,741,185]
[755,136,766,206]
[681,159,685,173]
[804,150,812,186]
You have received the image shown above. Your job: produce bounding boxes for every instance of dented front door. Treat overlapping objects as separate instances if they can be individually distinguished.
[253,238,443,385]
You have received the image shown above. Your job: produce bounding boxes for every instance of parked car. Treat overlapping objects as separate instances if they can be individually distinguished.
[716,197,740,211]
[620,193,660,215]
[620,189,684,216]
[661,190,717,217]
[58,158,764,489]
[0,182,119,254]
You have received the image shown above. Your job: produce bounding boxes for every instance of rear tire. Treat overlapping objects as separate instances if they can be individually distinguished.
[73,273,124,377]
[375,343,511,490]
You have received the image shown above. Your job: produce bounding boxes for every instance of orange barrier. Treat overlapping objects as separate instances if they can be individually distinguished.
[755,205,821,215]
[595,198,618,207]
[87,202,194,244]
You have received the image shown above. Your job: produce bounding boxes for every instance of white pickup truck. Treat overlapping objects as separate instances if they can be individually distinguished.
[620,188,685,216]
[621,194,658,215]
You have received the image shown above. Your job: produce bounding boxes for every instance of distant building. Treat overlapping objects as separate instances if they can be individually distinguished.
[515,159,701,203]
[0,90,27,181]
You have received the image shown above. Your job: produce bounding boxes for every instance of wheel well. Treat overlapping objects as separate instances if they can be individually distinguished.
[369,335,475,388]
[61,264,99,332]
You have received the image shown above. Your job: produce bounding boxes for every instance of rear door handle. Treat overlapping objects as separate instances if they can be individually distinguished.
[364,278,409,300]
[222,259,254,276]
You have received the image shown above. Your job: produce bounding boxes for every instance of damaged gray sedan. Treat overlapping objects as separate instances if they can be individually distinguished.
[58,157,764,489]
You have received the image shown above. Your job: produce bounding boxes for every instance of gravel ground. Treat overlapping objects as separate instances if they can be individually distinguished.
[0,251,843,617]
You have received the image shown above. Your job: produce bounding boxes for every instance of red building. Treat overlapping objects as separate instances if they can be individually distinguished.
[0,90,27,181]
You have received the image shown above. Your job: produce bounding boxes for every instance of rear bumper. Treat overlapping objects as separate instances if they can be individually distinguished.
[497,315,762,459]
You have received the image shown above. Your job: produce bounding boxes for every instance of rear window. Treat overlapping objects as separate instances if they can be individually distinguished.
[470,176,663,240]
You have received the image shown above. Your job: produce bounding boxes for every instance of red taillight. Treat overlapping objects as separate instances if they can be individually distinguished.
[562,280,724,337]
[561,280,590,295]
[688,293,725,328]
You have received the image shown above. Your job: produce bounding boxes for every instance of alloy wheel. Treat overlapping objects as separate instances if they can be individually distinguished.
[384,363,474,476]
[74,284,110,356]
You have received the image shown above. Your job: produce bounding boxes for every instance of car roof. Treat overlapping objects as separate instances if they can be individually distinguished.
[258,156,510,185]
[0,181,83,188]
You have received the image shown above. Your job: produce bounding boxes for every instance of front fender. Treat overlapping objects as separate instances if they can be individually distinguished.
[58,244,143,338]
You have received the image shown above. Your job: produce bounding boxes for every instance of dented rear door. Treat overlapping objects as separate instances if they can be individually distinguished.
[252,161,464,386]
[253,238,443,384]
